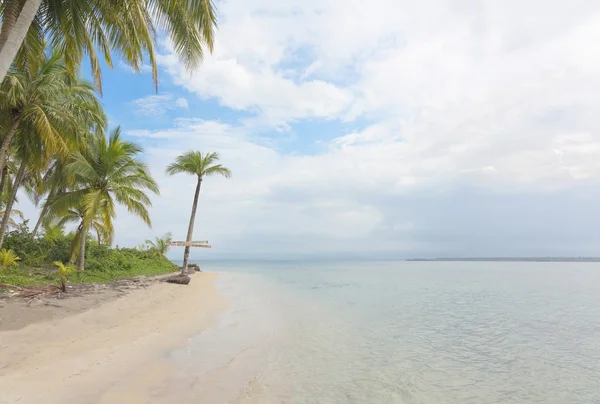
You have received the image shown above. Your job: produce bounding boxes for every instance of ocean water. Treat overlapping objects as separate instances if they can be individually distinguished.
[160,261,600,403]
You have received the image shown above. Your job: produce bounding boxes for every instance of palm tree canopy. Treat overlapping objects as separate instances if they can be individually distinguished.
[146,232,172,256]
[0,0,218,92]
[0,48,107,153]
[47,127,159,246]
[165,151,232,179]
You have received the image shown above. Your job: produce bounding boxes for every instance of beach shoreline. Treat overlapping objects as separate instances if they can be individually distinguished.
[0,272,228,404]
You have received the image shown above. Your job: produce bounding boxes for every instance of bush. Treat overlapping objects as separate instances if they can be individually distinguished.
[2,221,71,265]
[0,249,20,271]
[0,223,178,286]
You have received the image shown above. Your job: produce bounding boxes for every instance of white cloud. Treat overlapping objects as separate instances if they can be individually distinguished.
[17,1,600,258]
[149,0,600,256]
[133,94,190,115]
[175,98,189,109]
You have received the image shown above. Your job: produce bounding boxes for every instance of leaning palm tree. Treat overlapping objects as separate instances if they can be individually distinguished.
[47,127,159,270]
[0,116,49,246]
[0,0,218,91]
[145,232,173,258]
[166,151,231,273]
[0,48,106,188]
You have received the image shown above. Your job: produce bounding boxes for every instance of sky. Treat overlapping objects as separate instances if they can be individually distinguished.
[16,0,600,259]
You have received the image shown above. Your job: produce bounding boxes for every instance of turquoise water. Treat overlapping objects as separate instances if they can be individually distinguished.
[160,261,600,403]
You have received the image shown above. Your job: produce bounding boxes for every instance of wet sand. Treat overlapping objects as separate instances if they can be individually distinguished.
[0,272,227,404]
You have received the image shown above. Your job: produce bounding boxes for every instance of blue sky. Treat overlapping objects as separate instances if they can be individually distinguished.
[17,0,600,259]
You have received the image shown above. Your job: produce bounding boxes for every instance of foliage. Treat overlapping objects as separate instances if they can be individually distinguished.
[0,48,106,169]
[53,261,76,292]
[165,151,232,179]
[2,221,72,265]
[80,243,178,282]
[42,222,66,242]
[45,127,159,270]
[0,0,218,91]
[145,232,173,258]
[0,47,106,248]
[0,208,24,229]
[0,225,178,287]
[0,248,20,271]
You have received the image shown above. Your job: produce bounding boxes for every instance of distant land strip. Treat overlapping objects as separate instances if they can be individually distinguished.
[406,257,600,262]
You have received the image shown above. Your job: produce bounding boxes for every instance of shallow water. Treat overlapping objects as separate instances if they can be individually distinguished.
[164,261,600,403]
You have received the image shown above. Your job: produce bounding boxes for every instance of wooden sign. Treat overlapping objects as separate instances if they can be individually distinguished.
[169,241,211,248]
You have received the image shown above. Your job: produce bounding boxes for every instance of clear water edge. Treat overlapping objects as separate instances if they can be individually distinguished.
[155,261,600,403]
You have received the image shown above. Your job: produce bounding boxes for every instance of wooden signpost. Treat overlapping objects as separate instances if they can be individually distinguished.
[169,240,211,248]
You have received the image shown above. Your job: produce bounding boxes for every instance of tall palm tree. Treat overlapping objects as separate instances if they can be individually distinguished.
[0,49,106,187]
[165,151,231,273]
[30,157,69,238]
[47,127,159,270]
[145,232,173,258]
[0,0,218,91]
[0,120,45,246]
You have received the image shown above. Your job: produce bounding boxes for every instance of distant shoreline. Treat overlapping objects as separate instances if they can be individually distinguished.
[406,257,600,262]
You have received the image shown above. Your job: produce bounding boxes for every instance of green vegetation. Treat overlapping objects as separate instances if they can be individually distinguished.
[145,233,173,258]
[0,0,218,89]
[166,151,231,273]
[53,261,76,292]
[0,223,178,288]
[0,3,229,291]
[44,127,159,271]
[0,248,20,271]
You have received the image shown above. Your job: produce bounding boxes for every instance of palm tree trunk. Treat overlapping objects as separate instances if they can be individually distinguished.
[0,1,22,49]
[78,224,87,271]
[0,117,21,182]
[0,0,43,84]
[0,159,26,247]
[31,202,48,238]
[0,165,8,206]
[182,178,202,274]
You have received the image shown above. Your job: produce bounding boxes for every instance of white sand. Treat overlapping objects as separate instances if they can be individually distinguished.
[0,273,227,404]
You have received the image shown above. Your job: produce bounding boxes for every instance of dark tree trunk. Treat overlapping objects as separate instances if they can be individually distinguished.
[78,224,87,271]
[31,202,48,238]
[0,159,26,247]
[0,118,21,180]
[182,177,202,274]
[0,165,8,205]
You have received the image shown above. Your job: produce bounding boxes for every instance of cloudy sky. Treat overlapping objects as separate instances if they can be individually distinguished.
[18,0,600,259]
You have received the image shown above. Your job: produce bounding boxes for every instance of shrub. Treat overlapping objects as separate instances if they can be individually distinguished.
[53,261,77,292]
[1,225,178,286]
[0,249,20,271]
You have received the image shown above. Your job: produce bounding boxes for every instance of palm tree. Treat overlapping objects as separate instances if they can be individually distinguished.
[30,157,73,238]
[145,232,173,258]
[47,127,159,270]
[0,49,106,189]
[54,204,111,262]
[42,221,65,242]
[165,151,231,273]
[0,116,47,246]
[0,0,218,91]
[0,208,24,229]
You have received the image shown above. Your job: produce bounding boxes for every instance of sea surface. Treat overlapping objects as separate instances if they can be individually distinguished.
[163,261,600,403]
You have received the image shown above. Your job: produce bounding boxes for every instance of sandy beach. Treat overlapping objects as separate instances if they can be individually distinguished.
[0,273,227,404]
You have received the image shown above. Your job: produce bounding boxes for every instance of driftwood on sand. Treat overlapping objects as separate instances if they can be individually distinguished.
[164,274,191,285]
